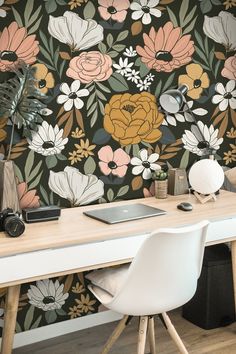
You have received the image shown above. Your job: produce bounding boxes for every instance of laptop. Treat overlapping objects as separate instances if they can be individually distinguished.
[83,203,166,224]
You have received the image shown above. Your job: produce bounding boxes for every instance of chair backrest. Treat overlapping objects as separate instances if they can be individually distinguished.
[107,220,209,316]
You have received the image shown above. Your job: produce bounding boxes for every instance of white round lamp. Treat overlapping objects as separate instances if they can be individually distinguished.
[189,159,224,202]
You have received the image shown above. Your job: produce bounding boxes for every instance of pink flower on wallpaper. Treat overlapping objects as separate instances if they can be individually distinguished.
[98,146,130,178]
[17,182,40,209]
[221,54,236,80]
[66,51,113,83]
[98,0,130,23]
[136,22,195,73]
[143,182,155,198]
[0,22,39,72]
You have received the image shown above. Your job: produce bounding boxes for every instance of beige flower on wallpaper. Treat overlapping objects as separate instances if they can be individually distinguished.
[49,166,104,206]
[203,11,236,51]
[48,11,104,51]
[66,51,113,83]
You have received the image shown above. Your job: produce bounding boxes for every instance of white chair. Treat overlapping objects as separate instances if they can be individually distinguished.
[86,220,209,354]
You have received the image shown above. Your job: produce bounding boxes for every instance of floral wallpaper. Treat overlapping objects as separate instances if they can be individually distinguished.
[0,0,236,335]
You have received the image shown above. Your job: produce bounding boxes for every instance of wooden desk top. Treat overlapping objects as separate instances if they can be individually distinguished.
[0,190,235,258]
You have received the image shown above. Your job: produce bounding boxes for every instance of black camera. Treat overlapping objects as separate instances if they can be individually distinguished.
[0,208,25,237]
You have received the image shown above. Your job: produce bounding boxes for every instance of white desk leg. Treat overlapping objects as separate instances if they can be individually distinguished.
[231,241,236,314]
[1,285,21,354]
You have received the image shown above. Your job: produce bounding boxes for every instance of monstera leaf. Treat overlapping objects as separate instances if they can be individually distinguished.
[0,63,46,139]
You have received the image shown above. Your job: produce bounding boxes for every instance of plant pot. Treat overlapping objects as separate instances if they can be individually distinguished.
[154,179,168,199]
[0,160,20,212]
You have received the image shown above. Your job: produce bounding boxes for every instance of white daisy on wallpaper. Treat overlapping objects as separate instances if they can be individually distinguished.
[182,121,223,156]
[212,80,236,111]
[125,69,140,84]
[48,11,104,51]
[203,11,236,51]
[131,149,161,180]
[49,166,104,206]
[130,0,162,25]
[27,279,69,312]
[162,101,208,127]
[57,80,89,111]
[27,121,68,156]
[113,58,134,76]
[137,78,152,91]
[123,46,137,57]
[0,0,6,17]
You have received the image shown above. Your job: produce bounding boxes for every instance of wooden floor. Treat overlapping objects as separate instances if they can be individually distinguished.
[14,310,236,354]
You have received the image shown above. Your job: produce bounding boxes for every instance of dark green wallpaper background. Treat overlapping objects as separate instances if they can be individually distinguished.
[0,0,235,334]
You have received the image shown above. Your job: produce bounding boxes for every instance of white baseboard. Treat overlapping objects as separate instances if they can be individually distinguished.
[0,310,122,349]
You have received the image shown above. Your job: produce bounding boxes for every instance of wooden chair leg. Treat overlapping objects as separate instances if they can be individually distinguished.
[162,312,188,354]
[148,316,156,354]
[101,315,131,354]
[137,316,148,354]
[1,285,21,354]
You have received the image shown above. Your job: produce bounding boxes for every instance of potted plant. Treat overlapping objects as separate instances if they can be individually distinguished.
[152,169,168,199]
[0,63,46,211]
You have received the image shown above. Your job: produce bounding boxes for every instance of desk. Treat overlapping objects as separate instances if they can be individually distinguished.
[0,190,236,354]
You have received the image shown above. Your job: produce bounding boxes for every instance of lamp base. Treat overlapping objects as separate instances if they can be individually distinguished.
[193,191,217,204]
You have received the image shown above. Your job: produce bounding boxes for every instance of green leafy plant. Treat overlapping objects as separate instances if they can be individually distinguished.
[0,63,46,159]
[152,169,168,181]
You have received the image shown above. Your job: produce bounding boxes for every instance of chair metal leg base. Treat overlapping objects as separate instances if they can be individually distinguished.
[100,315,132,354]
[161,312,188,354]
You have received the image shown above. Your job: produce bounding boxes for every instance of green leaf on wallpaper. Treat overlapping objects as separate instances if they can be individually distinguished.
[166,7,178,28]
[84,156,96,174]
[155,80,162,97]
[91,110,98,127]
[112,44,126,53]
[57,153,67,161]
[27,4,42,27]
[162,72,175,94]
[96,82,111,93]
[182,5,197,28]
[24,305,35,331]
[12,6,23,27]
[108,73,129,92]
[183,16,198,35]
[45,155,58,169]
[132,144,140,158]
[99,100,105,115]
[98,42,107,54]
[15,321,22,333]
[92,128,111,145]
[14,164,23,183]
[179,150,190,169]
[24,150,35,182]
[139,63,150,78]
[24,0,34,26]
[83,1,96,20]
[31,315,42,329]
[107,188,114,202]
[96,90,107,101]
[28,160,42,184]
[45,310,57,324]
[200,0,212,14]
[117,30,129,42]
[28,16,43,35]
[107,51,119,58]
[117,185,129,198]
[40,185,50,205]
[87,102,97,116]
[87,92,96,110]
[107,33,114,48]
[28,171,43,190]
[45,0,57,14]
[56,308,67,316]
[56,0,67,5]
[179,0,188,26]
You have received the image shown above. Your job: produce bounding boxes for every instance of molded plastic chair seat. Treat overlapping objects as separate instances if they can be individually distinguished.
[86,220,209,354]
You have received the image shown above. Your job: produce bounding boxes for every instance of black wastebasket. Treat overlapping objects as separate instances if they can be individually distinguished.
[182,244,235,329]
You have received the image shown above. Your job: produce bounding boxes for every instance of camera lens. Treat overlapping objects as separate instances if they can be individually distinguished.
[4,216,25,237]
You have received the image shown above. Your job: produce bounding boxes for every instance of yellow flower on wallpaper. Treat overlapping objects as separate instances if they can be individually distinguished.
[104,92,164,146]
[223,0,236,10]
[75,294,96,313]
[32,63,55,94]
[68,0,88,10]
[178,63,210,100]
[75,139,96,158]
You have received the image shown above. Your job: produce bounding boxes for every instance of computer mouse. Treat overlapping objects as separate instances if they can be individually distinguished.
[177,202,193,212]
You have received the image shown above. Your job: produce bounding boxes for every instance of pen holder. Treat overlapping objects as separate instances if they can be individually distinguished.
[154,179,168,199]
